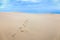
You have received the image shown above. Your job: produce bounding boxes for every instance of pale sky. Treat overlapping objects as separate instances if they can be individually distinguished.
[18,0,40,2]
[0,0,60,13]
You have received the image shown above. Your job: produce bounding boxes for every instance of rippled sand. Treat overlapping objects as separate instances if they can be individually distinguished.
[0,12,60,40]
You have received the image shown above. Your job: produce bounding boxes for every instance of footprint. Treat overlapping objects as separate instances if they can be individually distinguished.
[20,30,24,32]
[12,33,16,37]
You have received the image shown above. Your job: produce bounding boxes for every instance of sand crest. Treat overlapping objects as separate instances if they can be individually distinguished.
[0,12,60,40]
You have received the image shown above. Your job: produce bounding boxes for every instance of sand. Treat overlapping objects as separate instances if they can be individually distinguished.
[0,12,60,40]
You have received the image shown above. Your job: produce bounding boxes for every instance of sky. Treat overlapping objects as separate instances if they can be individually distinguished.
[0,0,60,13]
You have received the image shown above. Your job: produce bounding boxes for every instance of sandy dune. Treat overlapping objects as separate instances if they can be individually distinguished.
[0,12,60,40]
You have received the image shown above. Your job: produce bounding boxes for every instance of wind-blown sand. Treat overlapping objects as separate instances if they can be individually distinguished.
[0,12,60,40]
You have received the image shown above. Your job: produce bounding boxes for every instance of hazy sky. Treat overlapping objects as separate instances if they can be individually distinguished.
[0,0,60,13]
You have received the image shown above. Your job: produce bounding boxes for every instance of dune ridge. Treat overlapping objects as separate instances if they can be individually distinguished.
[0,12,60,40]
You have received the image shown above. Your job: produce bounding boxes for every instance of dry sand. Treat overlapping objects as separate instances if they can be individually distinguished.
[0,12,60,40]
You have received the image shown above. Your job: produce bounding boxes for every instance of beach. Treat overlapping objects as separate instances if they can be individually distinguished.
[0,12,60,40]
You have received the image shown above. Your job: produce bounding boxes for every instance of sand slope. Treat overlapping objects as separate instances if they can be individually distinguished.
[0,12,60,40]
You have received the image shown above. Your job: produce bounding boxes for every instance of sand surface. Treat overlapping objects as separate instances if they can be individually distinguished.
[0,12,60,40]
